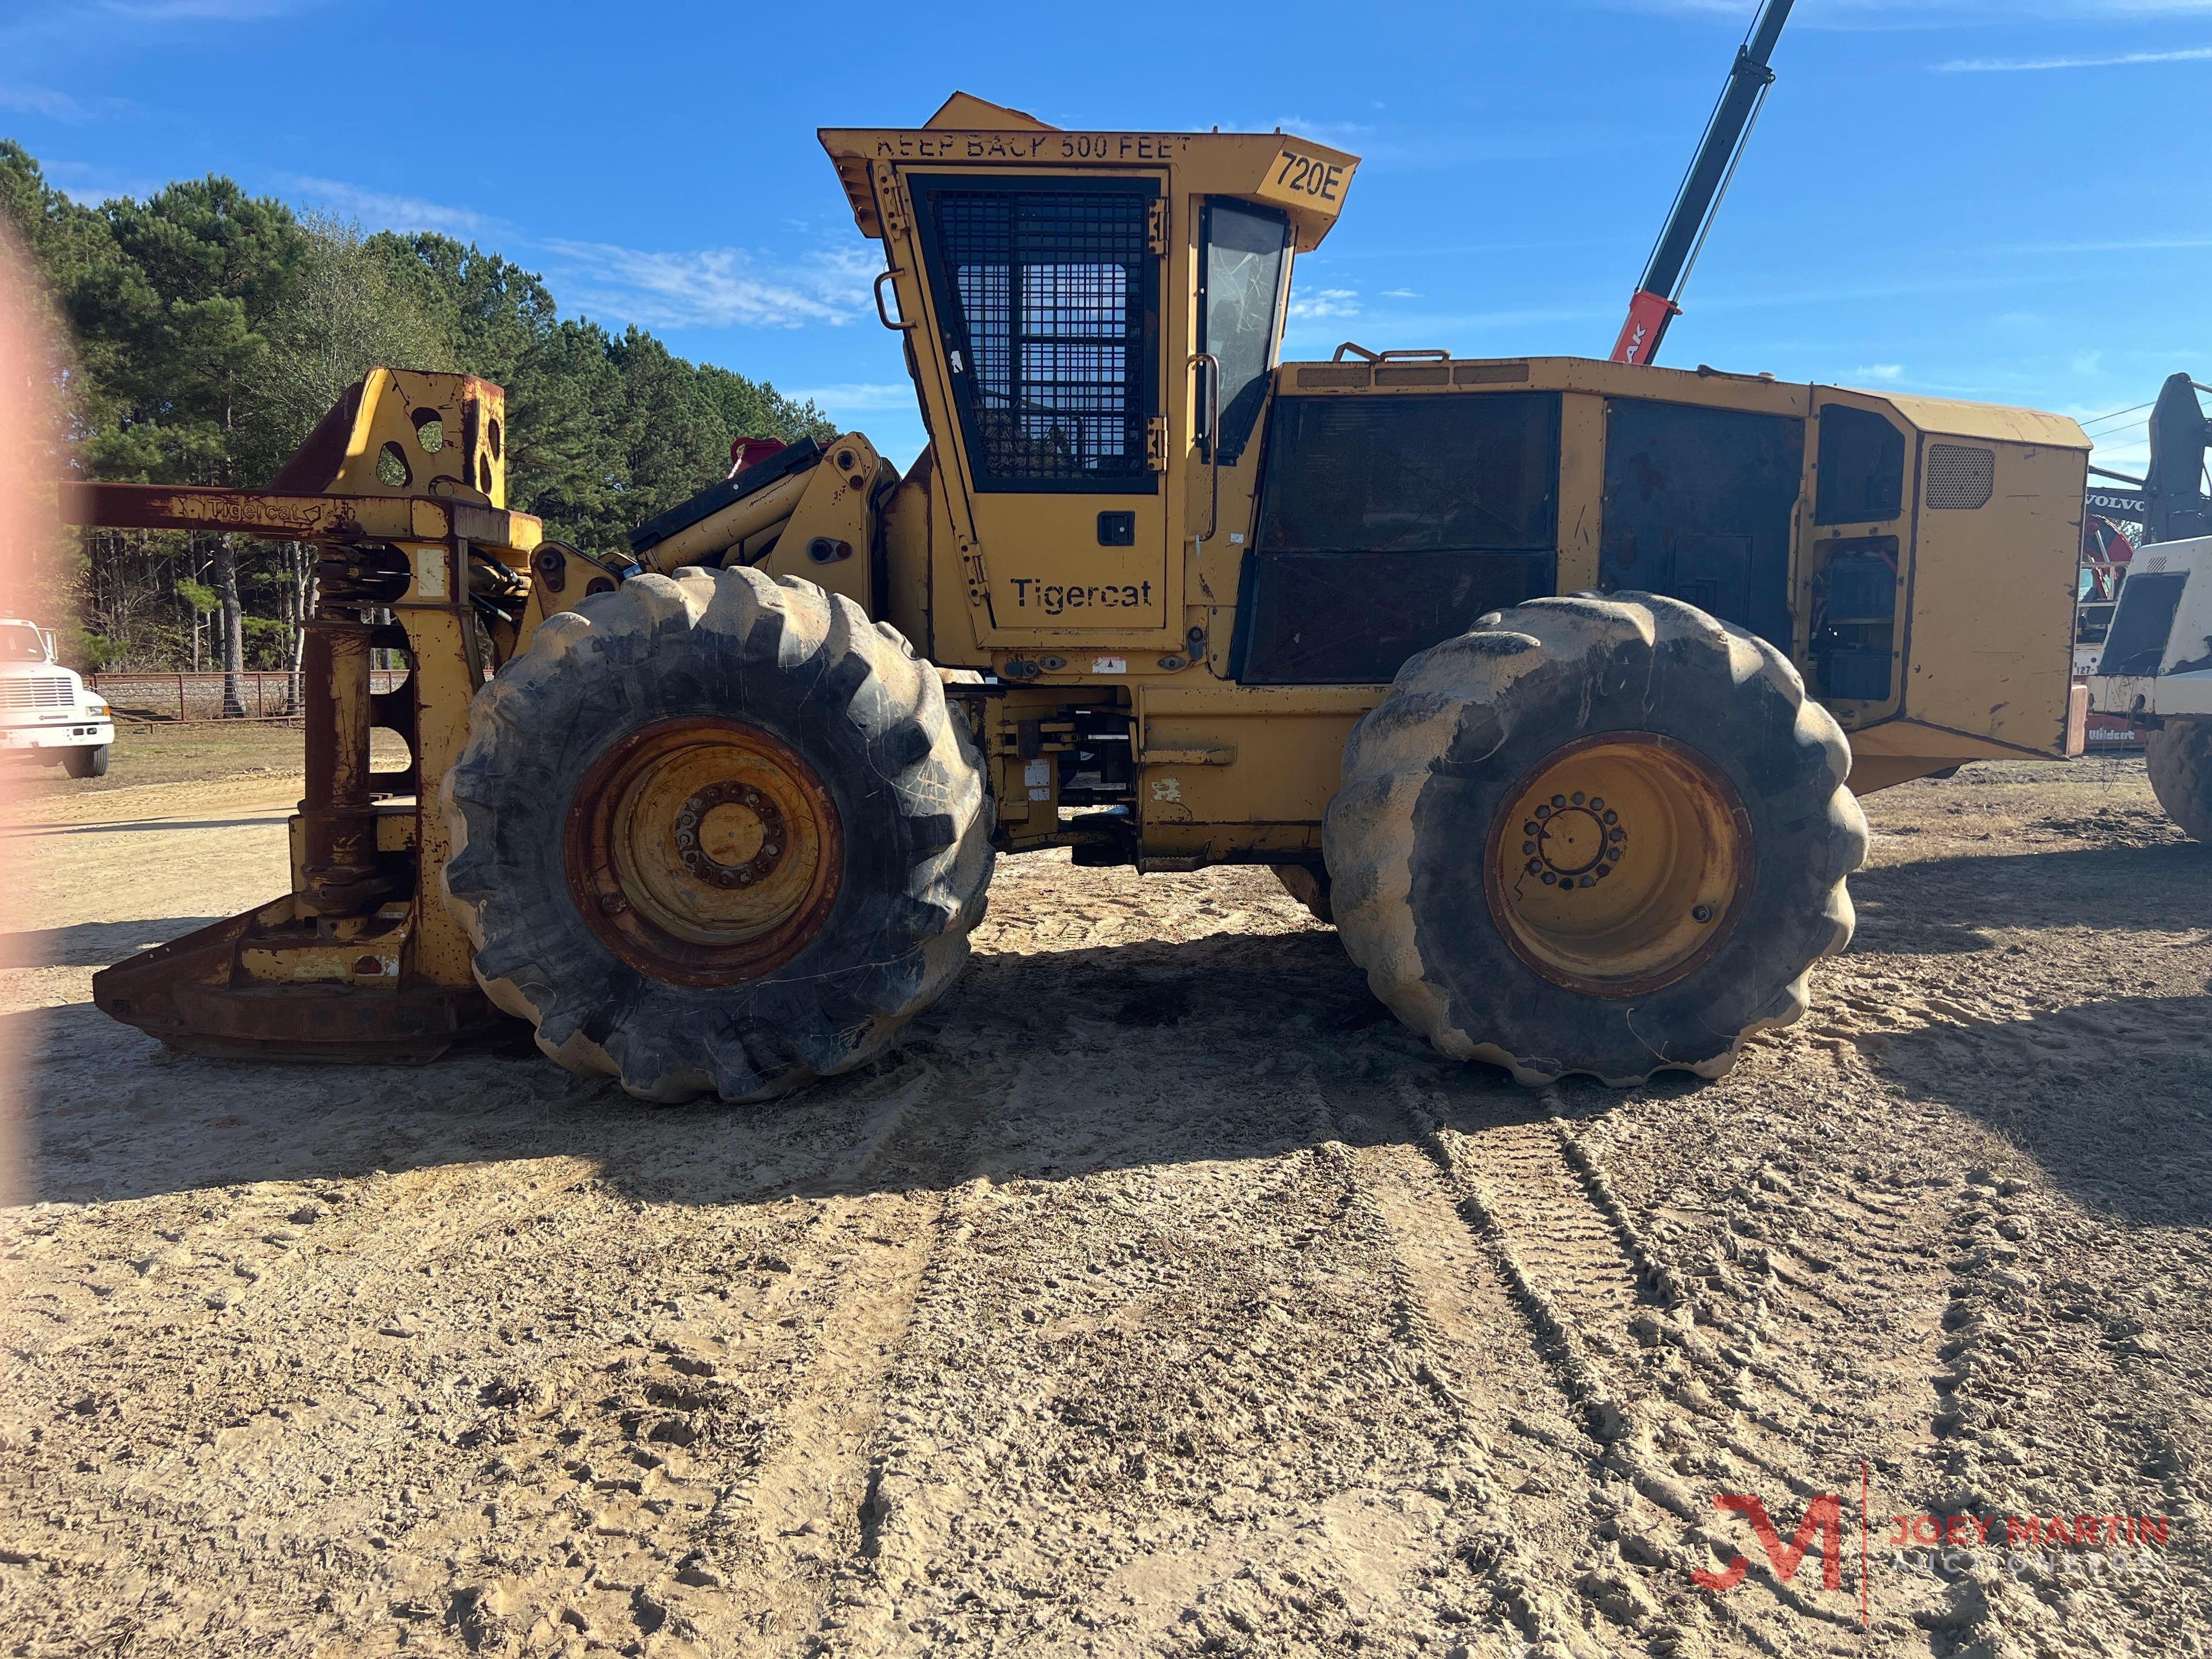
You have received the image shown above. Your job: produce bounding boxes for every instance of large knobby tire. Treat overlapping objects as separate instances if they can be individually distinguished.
[1325,594,1866,1086]
[2145,718,2212,843]
[1274,865,1334,925]
[441,566,994,1103]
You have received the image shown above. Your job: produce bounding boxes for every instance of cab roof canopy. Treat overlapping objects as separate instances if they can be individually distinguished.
[819,92,1358,253]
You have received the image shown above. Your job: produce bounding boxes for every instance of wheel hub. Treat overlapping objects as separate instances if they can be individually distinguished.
[1484,733,1752,997]
[677,782,786,888]
[565,717,843,986]
[1521,792,1628,889]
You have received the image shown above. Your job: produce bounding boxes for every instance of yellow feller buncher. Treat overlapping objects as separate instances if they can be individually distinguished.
[74,95,2092,1096]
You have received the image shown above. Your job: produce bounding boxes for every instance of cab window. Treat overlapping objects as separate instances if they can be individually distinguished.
[1198,200,1289,465]
[915,176,1160,494]
[1,624,47,662]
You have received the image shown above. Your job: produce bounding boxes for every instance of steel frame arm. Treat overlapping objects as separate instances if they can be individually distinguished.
[1610,0,1795,365]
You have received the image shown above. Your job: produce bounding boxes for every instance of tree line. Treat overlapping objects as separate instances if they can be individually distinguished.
[1,140,835,676]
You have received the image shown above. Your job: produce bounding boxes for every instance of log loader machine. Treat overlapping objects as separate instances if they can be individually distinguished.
[70,94,2093,1098]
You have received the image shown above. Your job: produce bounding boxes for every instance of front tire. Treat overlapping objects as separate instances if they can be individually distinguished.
[441,567,994,1103]
[2145,718,2212,843]
[62,744,108,779]
[1325,594,1865,1085]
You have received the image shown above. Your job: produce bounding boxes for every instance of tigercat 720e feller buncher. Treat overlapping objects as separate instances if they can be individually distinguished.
[72,94,2092,1097]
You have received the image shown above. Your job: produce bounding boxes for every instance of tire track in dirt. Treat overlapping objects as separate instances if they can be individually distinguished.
[1393,1081,1887,1656]
[1300,1067,1605,1657]
[707,1057,1012,1657]
[0,1053,1018,1658]
[1552,1055,1999,1650]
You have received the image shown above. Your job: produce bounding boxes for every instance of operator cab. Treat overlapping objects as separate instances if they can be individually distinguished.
[821,94,1353,664]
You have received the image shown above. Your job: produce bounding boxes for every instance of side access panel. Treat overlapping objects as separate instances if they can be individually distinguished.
[1892,408,2088,756]
[1229,392,1560,684]
[1597,397,1801,652]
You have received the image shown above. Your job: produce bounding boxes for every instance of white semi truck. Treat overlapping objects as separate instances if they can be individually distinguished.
[2085,534,2212,841]
[1,618,114,778]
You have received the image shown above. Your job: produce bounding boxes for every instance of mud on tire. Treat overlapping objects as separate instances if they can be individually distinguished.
[2145,717,2212,843]
[1324,593,1866,1085]
[441,566,994,1103]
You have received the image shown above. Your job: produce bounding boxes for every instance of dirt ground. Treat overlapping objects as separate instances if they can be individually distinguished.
[2,753,2207,1658]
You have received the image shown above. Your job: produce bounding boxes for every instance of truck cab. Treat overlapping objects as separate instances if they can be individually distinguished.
[1,619,115,778]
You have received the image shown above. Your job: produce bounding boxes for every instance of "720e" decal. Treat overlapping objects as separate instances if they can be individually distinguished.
[1271,149,1347,204]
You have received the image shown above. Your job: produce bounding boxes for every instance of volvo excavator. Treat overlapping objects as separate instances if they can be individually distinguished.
[69,93,2092,1100]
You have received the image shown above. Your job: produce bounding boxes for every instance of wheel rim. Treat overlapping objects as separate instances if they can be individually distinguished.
[1483,732,1753,998]
[565,717,843,986]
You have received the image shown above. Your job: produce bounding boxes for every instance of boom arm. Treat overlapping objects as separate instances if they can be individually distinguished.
[1609,0,1794,366]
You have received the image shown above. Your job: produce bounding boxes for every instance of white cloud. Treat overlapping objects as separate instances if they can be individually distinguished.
[1937,44,2212,69]
[0,84,86,119]
[1620,0,2212,14]
[1855,363,1905,380]
[286,176,499,238]
[793,382,916,412]
[540,240,874,331]
[1608,0,2212,28]
[1379,288,1420,299]
[1288,287,1361,320]
[97,0,305,18]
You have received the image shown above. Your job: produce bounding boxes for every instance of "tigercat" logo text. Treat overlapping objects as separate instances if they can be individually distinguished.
[1009,579,1154,616]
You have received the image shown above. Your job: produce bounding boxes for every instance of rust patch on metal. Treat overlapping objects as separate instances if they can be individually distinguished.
[564,717,845,987]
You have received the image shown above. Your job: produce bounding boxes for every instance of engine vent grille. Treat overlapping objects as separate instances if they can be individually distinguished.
[1926,444,1994,510]
[1,677,71,710]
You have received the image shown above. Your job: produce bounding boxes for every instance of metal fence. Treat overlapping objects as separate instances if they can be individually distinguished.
[90,670,408,722]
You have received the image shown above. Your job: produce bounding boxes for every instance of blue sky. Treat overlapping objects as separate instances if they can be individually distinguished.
[3,0,2206,475]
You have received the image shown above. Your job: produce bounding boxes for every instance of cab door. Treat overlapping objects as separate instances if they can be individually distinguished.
[907,173,1170,646]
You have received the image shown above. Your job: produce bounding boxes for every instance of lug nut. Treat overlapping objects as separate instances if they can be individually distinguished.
[1692,903,1714,923]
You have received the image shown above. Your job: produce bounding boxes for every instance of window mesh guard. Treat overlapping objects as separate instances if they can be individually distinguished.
[932,190,1151,487]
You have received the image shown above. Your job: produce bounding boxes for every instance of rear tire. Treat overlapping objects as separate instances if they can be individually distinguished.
[441,567,994,1103]
[1325,594,1865,1085]
[1274,865,1334,925]
[2146,718,2212,842]
[62,744,108,779]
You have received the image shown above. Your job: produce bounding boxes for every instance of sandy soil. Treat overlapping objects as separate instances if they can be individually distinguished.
[2,755,2207,1658]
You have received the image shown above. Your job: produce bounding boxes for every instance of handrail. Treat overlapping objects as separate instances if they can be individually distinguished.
[1331,342,1450,364]
[1188,352,1221,548]
[873,268,916,333]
